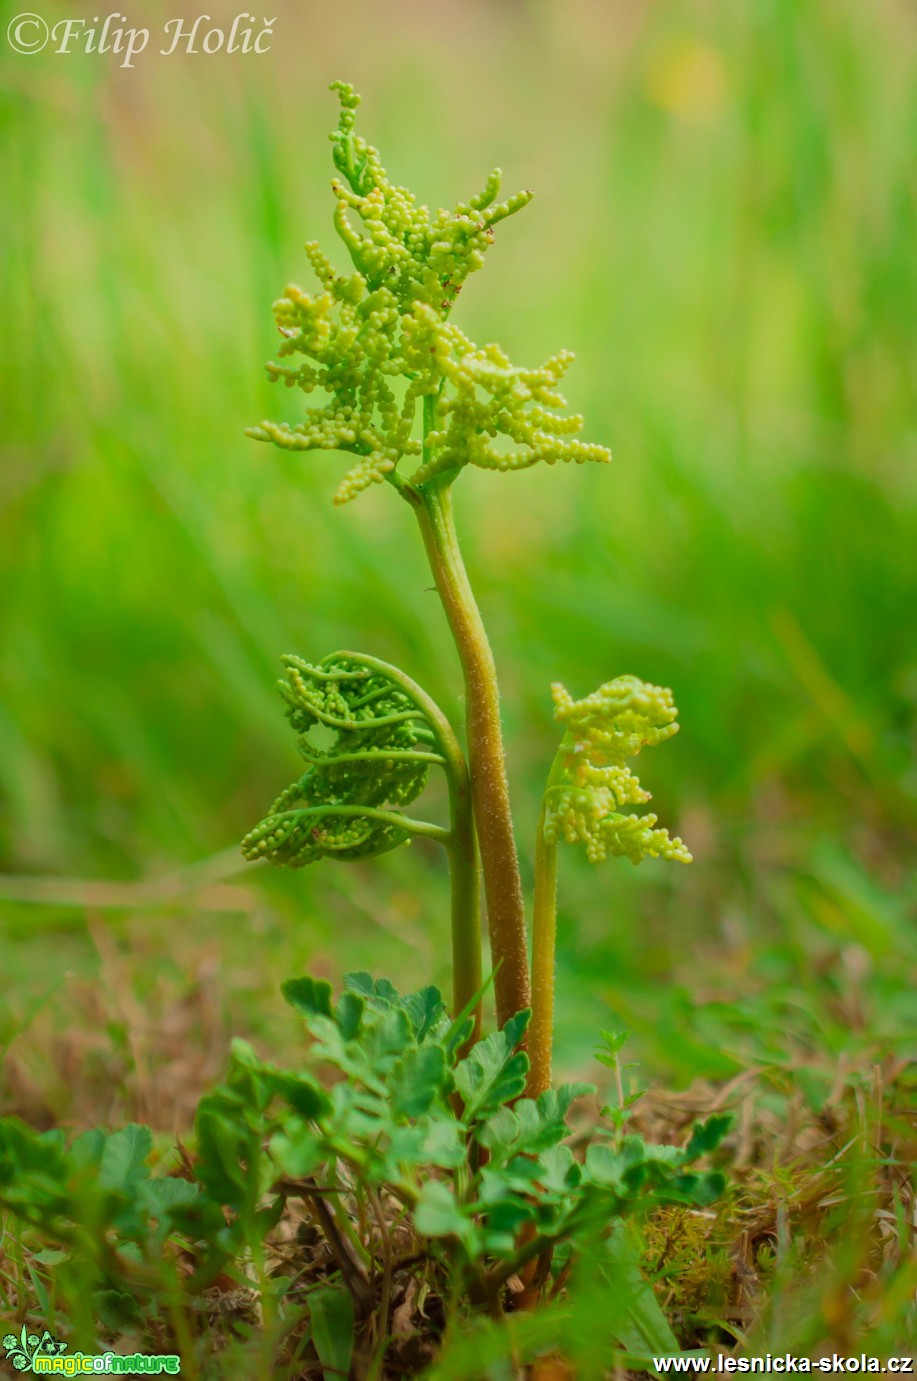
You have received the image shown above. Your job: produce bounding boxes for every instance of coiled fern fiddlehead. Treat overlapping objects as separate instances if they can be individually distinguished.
[242,651,481,1033]
[527,677,692,1097]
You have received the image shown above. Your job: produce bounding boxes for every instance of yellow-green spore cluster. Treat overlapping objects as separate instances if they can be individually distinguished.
[544,677,692,866]
[246,82,610,502]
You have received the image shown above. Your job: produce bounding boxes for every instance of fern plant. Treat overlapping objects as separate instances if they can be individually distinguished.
[246,82,689,1080]
[0,83,723,1376]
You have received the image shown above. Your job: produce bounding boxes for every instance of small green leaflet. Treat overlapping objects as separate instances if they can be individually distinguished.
[282,976,334,1019]
[454,1009,531,1119]
[414,1180,477,1251]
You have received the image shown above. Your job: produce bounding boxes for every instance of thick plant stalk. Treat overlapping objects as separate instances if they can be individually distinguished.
[528,799,559,1098]
[405,475,530,1030]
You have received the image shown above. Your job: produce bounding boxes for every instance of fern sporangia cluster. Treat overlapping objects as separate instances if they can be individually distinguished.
[529,677,692,1096]
[246,81,607,506]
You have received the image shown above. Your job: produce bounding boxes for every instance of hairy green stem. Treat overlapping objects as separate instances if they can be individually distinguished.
[403,474,530,1031]
[527,741,569,1096]
[528,800,558,1098]
[337,652,483,1035]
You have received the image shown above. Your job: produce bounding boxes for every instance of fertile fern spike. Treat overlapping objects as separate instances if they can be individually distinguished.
[242,652,452,867]
[528,676,691,1098]
[544,676,692,866]
[246,81,610,503]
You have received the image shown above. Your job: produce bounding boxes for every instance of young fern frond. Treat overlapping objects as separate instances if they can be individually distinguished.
[528,677,692,1097]
[242,652,442,865]
[242,651,482,1031]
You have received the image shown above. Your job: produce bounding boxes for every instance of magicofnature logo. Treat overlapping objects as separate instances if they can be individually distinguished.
[2,1325,67,1371]
[2,1326,181,1373]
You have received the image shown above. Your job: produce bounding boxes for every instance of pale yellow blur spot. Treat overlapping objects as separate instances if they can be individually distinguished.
[645,38,728,122]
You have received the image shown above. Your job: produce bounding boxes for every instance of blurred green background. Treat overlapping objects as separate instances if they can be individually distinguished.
[2,0,915,1118]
